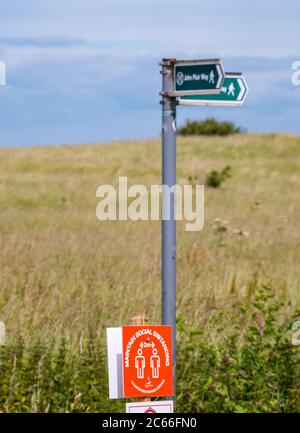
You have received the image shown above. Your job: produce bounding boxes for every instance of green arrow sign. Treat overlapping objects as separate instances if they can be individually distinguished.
[179,73,248,106]
[174,59,225,95]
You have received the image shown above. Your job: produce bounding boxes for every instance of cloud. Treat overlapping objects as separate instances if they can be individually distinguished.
[0,47,299,147]
[0,1,299,57]
[0,1,299,145]
[0,36,88,48]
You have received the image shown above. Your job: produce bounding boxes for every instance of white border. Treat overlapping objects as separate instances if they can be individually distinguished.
[106,327,124,399]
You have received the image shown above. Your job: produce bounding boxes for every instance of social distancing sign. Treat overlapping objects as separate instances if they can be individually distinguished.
[122,325,173,397]
[126,400,173,413]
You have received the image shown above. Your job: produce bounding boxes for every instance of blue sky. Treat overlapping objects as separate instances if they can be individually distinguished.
[0,0,299,146]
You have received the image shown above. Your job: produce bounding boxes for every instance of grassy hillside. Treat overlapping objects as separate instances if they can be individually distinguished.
[0,134,300,412]
[0,134,299,339]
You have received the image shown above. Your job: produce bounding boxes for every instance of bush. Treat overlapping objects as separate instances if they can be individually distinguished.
[0,333,122,413]
[178,118,243,136]
[206,166,231,188]
[177,286,300,413]
[0,287,298,412]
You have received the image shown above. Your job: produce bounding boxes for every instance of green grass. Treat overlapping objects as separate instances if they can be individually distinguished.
[0,134,299,412]
[0,134,299,338]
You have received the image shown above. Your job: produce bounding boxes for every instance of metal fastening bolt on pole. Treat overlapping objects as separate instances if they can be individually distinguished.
[160,58,177,399]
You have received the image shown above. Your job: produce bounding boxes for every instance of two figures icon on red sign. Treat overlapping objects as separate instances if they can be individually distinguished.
[135,346,160,379]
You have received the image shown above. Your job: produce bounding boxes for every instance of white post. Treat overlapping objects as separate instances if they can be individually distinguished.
[0,321,6,345]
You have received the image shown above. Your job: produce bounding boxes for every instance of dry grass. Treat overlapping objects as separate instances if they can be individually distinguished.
[0,134,300,341]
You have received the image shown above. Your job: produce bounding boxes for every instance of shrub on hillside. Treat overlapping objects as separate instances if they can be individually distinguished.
[206,165,232,188]
[177,286,300,413]
[0,333,120,413]
[178,118,243,136]
[0,286,298,412]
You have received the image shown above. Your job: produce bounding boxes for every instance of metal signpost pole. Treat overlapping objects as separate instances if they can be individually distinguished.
[105,56,246,412]
[161,58,177,397]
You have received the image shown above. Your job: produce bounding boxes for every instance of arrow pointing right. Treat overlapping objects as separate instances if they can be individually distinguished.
[178,73,249,106]
[237,77,247,101]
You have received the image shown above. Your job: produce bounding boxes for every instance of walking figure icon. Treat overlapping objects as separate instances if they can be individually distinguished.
[228,82,235,96]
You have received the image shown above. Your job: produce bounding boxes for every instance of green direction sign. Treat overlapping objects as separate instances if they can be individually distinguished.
[179,73,248,106]
[174,59,224,95]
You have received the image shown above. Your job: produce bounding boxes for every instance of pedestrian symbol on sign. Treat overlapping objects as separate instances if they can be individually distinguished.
[209,70,215,84]
[135,343,161,380]
[150,348,160,378]
[135,348,145,379]
[228,82,235,96]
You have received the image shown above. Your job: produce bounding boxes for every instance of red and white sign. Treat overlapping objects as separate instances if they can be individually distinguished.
[126,400,174,413]
[122,325,173,398]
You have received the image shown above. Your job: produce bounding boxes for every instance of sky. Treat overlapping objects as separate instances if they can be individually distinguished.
[0,0,299,147]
